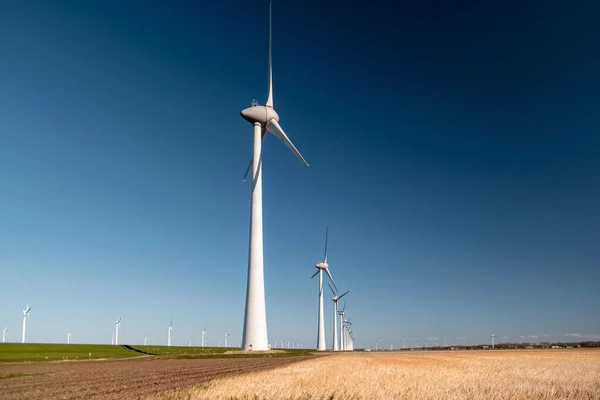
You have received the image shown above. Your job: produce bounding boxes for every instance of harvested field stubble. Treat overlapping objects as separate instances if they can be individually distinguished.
[155,349,600,400]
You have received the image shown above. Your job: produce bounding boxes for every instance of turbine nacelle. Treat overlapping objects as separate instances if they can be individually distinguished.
[241,105,279,126]
[315,261,329,270]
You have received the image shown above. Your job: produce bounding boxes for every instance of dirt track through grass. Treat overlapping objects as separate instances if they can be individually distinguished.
[0,355,316,399]
[156,349,600,400]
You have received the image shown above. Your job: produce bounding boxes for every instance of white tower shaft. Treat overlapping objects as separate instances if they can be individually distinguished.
[316,270,326,351]
[115,323,119,345]
[21,314,27,344]
[339,314,345,350]
[332,301,339,351]
[241,123,269,351]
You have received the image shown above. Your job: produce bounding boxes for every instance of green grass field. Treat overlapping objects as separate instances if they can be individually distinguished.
[0,343,143,362]
[0,343,313,362]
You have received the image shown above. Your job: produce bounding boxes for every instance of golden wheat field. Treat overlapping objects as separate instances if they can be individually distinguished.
[152,349,600,400]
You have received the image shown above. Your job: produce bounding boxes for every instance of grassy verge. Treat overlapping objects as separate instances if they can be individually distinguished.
[0,343,141,362]
[0,343,316,362]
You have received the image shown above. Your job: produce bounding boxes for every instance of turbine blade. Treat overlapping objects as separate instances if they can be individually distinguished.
[325,268,338,292]
[311,269,319,279]
[324,227,328,263]
[243,128,267,182]
[338,290,349,300]
[243,158,252,182]
[266,119,309,166]
[328,282,336,296]
[342,300,346,312]
[266,0,273,108]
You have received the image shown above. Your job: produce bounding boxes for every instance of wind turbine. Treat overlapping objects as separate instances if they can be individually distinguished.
[338,300,346,350]
[144,337,147,346]
[491,332,495,349]
[202,326,206,347]
[240,0,309,351]
[225,332,230,348]
[2,327,7,343]
[21,304,31,343]
[111,332,115,345]
[67,332,71,344]
[167,318,173,347]
[312,228,338,351]
[329,283,348,351]
[115,317,121,345]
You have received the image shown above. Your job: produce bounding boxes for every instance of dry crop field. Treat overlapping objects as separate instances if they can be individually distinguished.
[155,349,600,400]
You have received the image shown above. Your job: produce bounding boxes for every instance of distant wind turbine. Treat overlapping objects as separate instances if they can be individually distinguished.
[2,327,7,343]
[21,304,31,343]
[144,337,147,346]
[338,300,346,350]
[115,317,121,345]
[240,0,309,352]
[225,332,230,348]
[491,332,495,349]
[111,332,115,345]
[202,326,206,347]
[67,332,71,344]
[312,227,338,351]
[168,318,173,347]
[328,283,348,351]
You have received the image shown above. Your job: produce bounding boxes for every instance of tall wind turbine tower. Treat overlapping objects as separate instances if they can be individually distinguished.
[115,317,121,345]
[67,332,71,344]
[329,284,348,351]
[2,327,7,343]
[225,332,230,348]
[202,326,206,347]
[168,318,173,347]
[338,301,346,350]
[491,332,495,349]
[21,305,31,343]
[312,228,337,351]
[240,1,309,351]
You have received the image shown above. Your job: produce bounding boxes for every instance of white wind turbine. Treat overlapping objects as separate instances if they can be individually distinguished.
[67,332,71,344]
[21,304,31,343]
[311,228,338,351]
[2,327,7,343]
[491,332,495,349]
[111,332,115,345]
[239,1,309,351]
[115,317,121,345]
[167,318,173,347]
[338,301,346,350]
[202,326,206,347]
[225,332,230,348]
[328,283,349,351]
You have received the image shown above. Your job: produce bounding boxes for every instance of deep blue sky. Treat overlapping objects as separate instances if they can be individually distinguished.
[1,0,598,348]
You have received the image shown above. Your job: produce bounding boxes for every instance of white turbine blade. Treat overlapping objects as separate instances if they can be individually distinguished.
[310,270,319,279]
[324,268,338,292]
[338,290,349,300]
[328,282,336,296]
[243,158,253,182]
[266,119,309,166]
[342,300,346,312]
[324,227,328,263]
[265,0,273,108]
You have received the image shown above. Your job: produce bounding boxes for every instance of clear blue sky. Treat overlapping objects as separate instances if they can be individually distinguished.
[1,0,598,349]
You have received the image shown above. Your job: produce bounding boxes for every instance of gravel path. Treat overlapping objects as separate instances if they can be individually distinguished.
[0,356,315,399]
